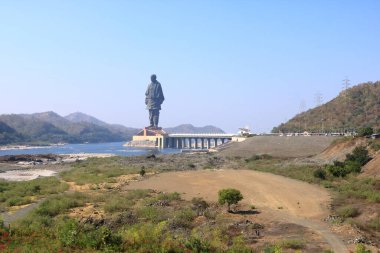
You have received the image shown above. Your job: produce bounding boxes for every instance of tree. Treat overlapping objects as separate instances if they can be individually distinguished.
[218,188,243,212]
[357,127,373,137]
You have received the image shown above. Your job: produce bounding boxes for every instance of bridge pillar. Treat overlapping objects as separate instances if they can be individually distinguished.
[189,138,192,149]
[214,138,218,147]
[193,138,197,149]
[207,138,211,149]
[221,138,225,144]
[201,138,205,149]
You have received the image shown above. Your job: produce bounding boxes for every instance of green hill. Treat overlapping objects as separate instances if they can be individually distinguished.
[0,112,138,145]
[272,81,380,133]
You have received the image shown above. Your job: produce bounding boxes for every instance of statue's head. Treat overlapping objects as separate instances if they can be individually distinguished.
[151,74,157,82]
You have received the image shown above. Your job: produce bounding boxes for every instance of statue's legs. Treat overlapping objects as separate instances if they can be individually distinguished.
[149,110,154,127]
[153,110,160,127]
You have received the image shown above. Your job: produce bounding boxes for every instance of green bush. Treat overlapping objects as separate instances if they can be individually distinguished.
[281,239,305,249]
[357,127,374,137]
[336,205,360,218]
[327,147,371,177]
[313,168,327,179]
[346,146,371,166]
[169,208,196,228]
[185,237,211,253]
[355,243,371,253]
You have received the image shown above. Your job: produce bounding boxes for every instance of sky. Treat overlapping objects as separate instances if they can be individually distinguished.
[0,1,379,133]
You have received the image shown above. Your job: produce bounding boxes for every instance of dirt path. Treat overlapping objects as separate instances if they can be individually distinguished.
[125,169,348,252]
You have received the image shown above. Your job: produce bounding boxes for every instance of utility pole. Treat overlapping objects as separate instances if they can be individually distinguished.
[299,100,306,133]
[342,77,350,134]
[315,92,323,133]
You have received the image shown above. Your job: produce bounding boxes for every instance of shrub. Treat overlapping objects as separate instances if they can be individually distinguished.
[169,208,196,229]
[313,168,327,179]
[357,127,374,137]
[367,217,380,231]
[139,167,146,177]
[191,197,209,216]
[346,146,371,166]
[218,188,243,212]
[355,243,371,253]
[281,239,305,249]
[263,244,283,253]
[185,237,211,253]
[336,205,360,218]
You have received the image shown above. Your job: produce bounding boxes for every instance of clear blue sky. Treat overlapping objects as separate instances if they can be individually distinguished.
[0,1,379,133]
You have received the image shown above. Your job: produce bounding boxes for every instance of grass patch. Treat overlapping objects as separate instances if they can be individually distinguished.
[281,238,305,249]
[367,217,380,231]
[0,177,68,210]
[245,159,322,184]
[336,205,360,218]
[104,194,135,213]
[60,157,141,185]
[335,177,380,203]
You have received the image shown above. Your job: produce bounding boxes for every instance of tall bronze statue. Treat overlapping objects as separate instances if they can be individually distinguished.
[145,74,165,128]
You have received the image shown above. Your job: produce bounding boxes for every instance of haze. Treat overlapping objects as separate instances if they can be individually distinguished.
[0,1,379,133]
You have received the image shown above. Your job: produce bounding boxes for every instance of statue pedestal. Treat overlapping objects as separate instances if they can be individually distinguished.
[124,127,168,148]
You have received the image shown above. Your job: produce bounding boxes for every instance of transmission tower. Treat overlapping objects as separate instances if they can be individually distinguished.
[342,77,350,133]
[314,92,324,133]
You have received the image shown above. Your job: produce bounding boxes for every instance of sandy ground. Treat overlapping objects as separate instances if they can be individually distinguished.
[125,169,347,252]
[0,169,57,181]
[220,136,336,158]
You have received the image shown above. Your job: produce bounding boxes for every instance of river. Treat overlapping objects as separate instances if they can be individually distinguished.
[0,142,180,156]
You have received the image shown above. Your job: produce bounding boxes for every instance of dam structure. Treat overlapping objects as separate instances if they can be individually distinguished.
[128,127,235,149]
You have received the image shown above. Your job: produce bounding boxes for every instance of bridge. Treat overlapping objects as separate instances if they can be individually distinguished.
[166,133,235,149]
[130,128,237,149]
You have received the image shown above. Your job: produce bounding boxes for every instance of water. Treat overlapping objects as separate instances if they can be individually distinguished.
[0,142,180,156]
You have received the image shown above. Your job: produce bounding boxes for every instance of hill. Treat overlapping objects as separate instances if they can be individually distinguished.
[164,124,225,134]
[65,112,139,139]
[0,112,138,145]
[272,81,380,133]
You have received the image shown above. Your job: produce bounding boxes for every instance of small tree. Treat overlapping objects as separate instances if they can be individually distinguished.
[139,166,146,177]
[218,188,243,212]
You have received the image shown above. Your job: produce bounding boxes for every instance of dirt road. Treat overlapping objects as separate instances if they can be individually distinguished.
[126,169,347,252]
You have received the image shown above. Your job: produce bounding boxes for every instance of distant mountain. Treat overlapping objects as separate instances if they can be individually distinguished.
[65,112,108,127]
[272,81,380,133]
[65,112,139,138]
[164,124,225,134]
[0,112,139,145]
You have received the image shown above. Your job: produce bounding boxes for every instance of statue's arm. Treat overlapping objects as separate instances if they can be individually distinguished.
[159,85,165,104]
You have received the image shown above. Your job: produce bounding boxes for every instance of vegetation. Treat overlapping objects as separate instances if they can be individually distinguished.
[60,157,142,185]
[218,188,243,212]
[326,146,371,177]
[357,127,374,137]
[336,205,360,218]
[0,177,68,211]
[272,81,380,133]
[2,186,255,252]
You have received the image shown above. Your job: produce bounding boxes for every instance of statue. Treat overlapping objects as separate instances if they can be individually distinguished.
[145,74,165,128]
